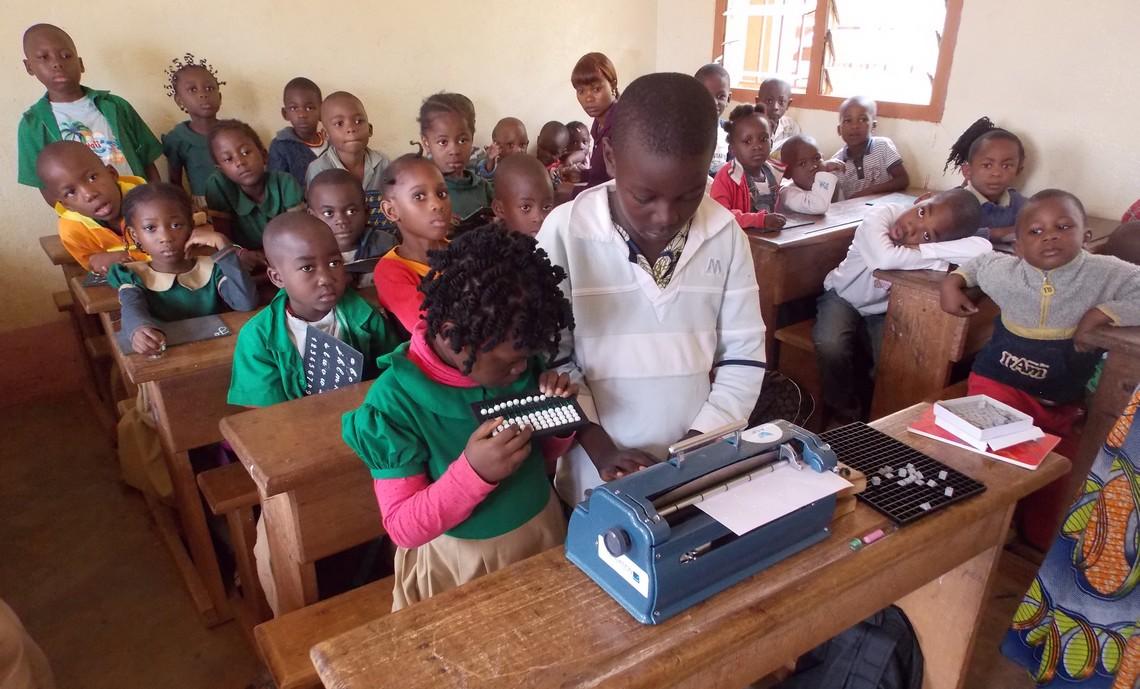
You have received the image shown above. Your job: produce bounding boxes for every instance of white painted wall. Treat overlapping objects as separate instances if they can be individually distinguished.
[2,0,657,329]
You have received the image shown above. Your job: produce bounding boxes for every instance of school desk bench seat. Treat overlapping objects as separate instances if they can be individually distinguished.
[196,462,268,626]
[255,575,395,689]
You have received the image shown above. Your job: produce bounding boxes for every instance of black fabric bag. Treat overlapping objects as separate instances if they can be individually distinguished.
[776,605,924,689]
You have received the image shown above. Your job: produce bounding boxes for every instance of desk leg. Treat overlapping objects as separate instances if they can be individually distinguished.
[751,247,779,365]
[146,381,230,626]
[871,284,967,418]
[896,505,1012,689]
[263,493,319,615]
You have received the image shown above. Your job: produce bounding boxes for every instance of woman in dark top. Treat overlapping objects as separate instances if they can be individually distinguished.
[570,52,619,191]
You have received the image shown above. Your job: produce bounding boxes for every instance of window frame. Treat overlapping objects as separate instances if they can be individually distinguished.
[711,0,964,122]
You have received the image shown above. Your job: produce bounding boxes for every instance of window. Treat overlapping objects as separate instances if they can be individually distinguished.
[712,0,963,121]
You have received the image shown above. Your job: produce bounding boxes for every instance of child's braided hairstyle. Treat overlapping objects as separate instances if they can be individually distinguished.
[943,116,1024,173]
[418,92,477,135]
[721,103,768,138]
[163,52,225,99]
[420,226,573,375]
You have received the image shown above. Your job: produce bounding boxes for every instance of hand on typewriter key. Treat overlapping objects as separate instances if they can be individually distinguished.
[597,449,656,481]
[465,416,535,483]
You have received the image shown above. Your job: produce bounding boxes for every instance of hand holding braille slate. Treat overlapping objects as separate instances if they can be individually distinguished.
[303,326,364,396]
[114,314,232,355]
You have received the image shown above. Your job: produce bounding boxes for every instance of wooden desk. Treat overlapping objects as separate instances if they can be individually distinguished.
[111,308,258,626]
[68,275,120,315]
[310,403,1069,689]
[39,234,78,269]
[870,269,999,418]
[748,194,910,365]
[220,383,380,614]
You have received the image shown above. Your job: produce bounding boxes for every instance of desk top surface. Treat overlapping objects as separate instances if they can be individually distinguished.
[221,381,369,495]
[68,275,119,314]
[39,234,75,267]
[120,309,257,384]
[747,194,898,249]
[1081,325,1140,358]
[310,403,1068,689]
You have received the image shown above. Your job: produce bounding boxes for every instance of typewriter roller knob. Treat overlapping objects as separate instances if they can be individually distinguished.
[603,528,632,557]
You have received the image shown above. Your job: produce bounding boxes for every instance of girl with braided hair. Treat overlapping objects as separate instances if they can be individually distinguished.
[943,116,1027,243]
[343,225,577,609]
[160,53,225,209]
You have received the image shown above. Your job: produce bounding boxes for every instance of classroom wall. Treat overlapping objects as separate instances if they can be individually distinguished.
[694,0,1139,220]
[1,0,657,332]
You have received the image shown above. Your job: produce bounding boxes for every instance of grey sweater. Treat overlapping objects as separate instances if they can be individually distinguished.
[955,250,1140,402]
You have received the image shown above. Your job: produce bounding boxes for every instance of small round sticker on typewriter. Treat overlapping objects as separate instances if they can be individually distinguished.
[742,423,783,444]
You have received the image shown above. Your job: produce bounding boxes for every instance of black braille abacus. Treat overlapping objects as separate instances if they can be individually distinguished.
[470,393,590,438]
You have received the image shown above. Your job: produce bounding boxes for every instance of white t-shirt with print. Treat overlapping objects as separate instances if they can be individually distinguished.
[51,96,130,175]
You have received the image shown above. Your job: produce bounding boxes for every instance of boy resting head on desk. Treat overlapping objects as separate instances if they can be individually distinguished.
[813,189,987,425]
[538,72,768,505]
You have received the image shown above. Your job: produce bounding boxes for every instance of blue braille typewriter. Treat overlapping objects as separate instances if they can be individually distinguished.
[564,420,839,624]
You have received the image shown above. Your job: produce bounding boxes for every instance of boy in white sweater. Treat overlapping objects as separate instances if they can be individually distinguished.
[813,189,988,424]
[538,73,767,505]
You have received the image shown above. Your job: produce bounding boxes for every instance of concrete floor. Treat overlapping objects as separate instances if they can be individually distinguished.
[0,395,261,689]
[0,393,1040,688]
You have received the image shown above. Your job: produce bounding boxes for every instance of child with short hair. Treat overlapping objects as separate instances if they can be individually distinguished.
[491,154,555,237]
[18,23,162,204]
[756,77,800,160]
[343,226,577,609]
[538,73,767,503]
[566,121,591,170]
[306,91,391,233]
[161,54,225,209]
[943,117,1027,243]
[941,190,1140,550]
[36,140,149,271]
[269,77,327,188]
[474,117,529,179]
[204,119,304,270]
[814,189,987,424]
[228,211,400,406]
[536,121,569,168]
[710,104,787,231]
[695,63,732,174]
[829,96,910,200]
[228,211,401,613]
[109,183,257,355]
[419,92,493,222]
[778,135,838,215]
[373,154,451,333]
[307,168,395,287]
[571,52,619,189]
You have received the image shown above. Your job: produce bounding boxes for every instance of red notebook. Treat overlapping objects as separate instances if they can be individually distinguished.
[906,406,1060,470]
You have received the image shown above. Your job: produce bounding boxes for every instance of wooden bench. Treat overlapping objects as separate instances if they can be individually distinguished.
[197,462,268,626]
[773,319,822,429]
[52,290,73,313]
[255,575,395,689]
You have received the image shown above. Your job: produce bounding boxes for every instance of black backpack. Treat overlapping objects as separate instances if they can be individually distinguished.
[776,606,924,689]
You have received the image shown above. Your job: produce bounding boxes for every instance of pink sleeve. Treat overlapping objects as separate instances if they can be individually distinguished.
[372,453,497,548]
[374,259,424,334]
[710,168,768,229]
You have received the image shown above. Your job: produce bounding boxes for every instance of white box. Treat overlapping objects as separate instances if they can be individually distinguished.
[933,395,1035,444]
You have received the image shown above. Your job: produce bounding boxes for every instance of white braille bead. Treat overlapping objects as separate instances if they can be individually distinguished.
[944,487,954,497]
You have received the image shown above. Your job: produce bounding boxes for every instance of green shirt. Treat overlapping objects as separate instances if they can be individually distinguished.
[341,344,550,539]
[106,257,227,322]
[228,288,401,407]
[205,170,303,249]
[18,87,161,188]
[445,170,494,221]
[162,121,216,196]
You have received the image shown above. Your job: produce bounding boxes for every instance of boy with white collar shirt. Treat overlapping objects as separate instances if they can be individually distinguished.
[813,189,988,425]
[538,73,766,505]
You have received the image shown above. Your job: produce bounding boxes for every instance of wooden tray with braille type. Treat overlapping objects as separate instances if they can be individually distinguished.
[470,392,590,438]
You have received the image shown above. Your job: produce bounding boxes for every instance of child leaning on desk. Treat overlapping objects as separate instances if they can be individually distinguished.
[108,183,258,356]
[537,73,767,505]
[813,189,988,426]
[228,211,402,614]
[941,189,1140,549]
[342,227,578,610]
